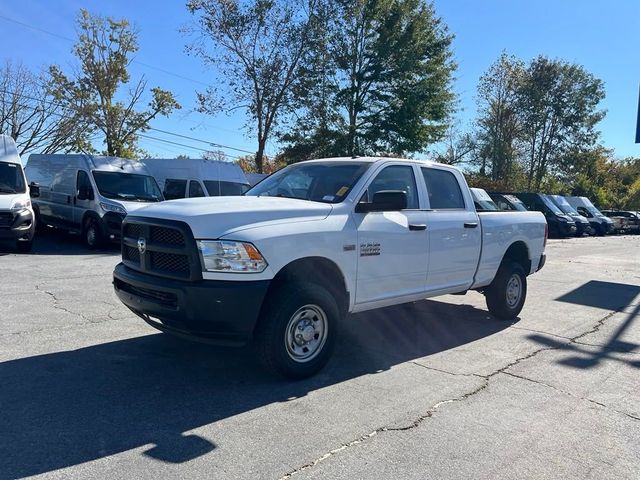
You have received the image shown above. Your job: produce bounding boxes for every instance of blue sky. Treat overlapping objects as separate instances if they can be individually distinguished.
[1,0,639,160]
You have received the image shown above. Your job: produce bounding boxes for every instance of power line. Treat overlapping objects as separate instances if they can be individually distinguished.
[0,88,251,159]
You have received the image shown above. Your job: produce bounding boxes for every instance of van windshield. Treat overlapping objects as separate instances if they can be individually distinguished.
[93,171,162,202]
[550,196,578,215]
[245,161,370,203]
[0,162,26,194]
[541,195,563,215]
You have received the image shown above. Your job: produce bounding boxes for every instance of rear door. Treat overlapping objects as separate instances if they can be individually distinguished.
[354,163,429,304]
[422,167,481,292]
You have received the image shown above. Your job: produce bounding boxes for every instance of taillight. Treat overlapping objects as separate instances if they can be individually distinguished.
[544,223,548,248]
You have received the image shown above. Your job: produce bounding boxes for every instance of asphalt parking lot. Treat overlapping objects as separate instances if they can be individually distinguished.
[1,232,639,479]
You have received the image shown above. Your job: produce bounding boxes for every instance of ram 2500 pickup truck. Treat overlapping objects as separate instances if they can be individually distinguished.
[113,157,547,379]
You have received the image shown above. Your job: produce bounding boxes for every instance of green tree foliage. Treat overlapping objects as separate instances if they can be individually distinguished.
[516,56,605,190]
[281,0,456,161]
[49,10,180,158]
[472,53,606,192]
[186,0,318,173]
[474,53,523,179]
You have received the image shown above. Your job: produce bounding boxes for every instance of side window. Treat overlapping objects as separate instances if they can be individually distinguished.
[164,179,187,200]
[421,168,465,210]
[188,180,205,198]
[365,165,419,209]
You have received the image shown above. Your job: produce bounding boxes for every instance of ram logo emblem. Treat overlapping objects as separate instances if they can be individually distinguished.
[137,237,147,255]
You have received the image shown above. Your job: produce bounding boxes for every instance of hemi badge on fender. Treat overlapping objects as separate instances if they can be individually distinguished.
[343,244,356,252]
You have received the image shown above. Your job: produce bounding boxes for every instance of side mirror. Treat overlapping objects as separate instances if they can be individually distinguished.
[29,182,40,198]
[356,190,408,213]
[77,185,94,201]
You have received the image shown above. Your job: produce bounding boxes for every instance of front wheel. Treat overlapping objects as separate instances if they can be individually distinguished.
[83,217,103,249]
[485,261,527,321]
[15,239,33,253]
[254,283,339,379]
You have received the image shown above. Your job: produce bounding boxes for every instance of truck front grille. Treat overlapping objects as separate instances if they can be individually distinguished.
[121,217,201,281]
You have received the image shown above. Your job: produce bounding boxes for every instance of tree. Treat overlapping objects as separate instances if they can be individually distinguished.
[516,56,605,190]
[236,154,285,174]
[0,61,89,156]
[49,9,180,158]
[431,122,476,166]
[474,53,523,179]
[187,0,318,173]
[282,0,456,160]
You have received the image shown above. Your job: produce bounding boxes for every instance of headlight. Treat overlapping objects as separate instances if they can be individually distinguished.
[197,240,267,273]
[558,216,568,222]
[100,202,126,215]
[10,198,31,212]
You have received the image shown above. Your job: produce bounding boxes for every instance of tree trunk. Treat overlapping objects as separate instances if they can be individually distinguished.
[255,140,266,174]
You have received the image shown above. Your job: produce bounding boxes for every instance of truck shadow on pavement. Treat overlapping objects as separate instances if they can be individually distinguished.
[0,298,509,478]
[528,280,640,370]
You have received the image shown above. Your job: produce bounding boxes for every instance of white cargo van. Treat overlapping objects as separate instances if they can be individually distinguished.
[0,135,35,251]
[565,196,613,236]
[140,158,250,200]
[26,154,163,248]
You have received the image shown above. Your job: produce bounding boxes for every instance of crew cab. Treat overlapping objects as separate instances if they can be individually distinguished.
[113,157,547,379]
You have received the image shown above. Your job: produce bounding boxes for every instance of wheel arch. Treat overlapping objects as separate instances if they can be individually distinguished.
[264,256,350,316]
[501,241,531,275]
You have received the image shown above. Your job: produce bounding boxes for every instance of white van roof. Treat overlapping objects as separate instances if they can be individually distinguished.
[141,158,249,184]
[0,135,21,164]
[26,153,152,175]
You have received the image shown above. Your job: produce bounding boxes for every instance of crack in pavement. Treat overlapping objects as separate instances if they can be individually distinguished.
[501,371,640,422]
[278,307,627,480]
[34,284,123,324]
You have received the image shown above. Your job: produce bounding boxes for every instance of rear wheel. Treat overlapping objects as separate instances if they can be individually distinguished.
[485,261,527,321]
[83,217,103,249]
[254,282,339,379]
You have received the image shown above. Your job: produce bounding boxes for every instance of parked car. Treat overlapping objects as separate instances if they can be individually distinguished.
[141,158,250,200]
[601,210,640,234]
[488,193,529,212]
[565,196,614,236]
[25,154,164,248]
[470,188,499,211]
[113,157,547,379]
[508,192,576,238]
[0,135,35,251]
[547,195,592,236]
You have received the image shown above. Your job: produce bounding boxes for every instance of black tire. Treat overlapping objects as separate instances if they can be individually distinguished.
[15,240,33,253]
[596,224,606,237]
[485,261,527,321]
[83,217,103,249]
[254,282,339,379]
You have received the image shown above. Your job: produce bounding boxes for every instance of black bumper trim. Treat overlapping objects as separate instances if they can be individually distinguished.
[113,263,270,345]
[0,209,35,241]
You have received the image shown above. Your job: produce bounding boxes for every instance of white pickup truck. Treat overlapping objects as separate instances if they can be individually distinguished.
[113,157,547,378]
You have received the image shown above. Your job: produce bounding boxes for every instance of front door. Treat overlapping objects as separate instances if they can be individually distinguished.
[421,166,481,292]
[353,164,429,305]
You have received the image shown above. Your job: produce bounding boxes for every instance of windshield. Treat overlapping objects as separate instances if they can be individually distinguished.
[204,180,250,196]
[580,197,604,217]
[0,162,26,194]
[245,161,370,203]
[550,195,578,215]
[541,195,563,215]
[93,171,162,202]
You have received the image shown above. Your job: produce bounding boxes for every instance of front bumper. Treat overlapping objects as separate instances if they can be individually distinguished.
[556,222,577,237]
[113,263,270,345]
[0,209,35,242]
[575,221,590,236]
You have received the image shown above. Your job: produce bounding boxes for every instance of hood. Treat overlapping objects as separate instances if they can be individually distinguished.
[0,192,29,210]
[118,200,159,214]
[570,213,590,224]
[131,196,332,238]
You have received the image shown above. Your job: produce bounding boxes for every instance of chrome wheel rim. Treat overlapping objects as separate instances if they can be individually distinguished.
[285,304,328,363]
[506,274,522,308]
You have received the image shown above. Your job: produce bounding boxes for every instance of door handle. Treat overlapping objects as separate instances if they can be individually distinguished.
[409,224,427,231]
[464,222,478,229]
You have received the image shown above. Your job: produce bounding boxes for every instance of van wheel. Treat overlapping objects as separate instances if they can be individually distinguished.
[485,261,527,321]
[83,218,103,249]
[255,283,339,379]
